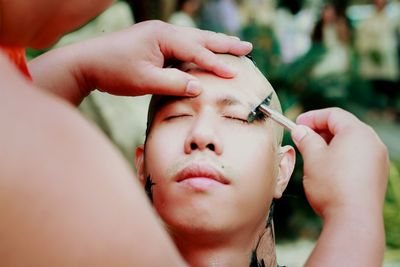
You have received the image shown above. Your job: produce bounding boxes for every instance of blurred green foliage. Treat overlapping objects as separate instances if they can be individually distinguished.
[385,162,400,248]
[25,4,400,246]
[241,21,400,245]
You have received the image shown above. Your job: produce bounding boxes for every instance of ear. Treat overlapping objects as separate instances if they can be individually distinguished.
[274,145,295,199]
[135,145,146,186]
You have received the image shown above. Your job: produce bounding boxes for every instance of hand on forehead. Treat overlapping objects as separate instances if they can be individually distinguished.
[179,54,280,112]
[147,54,284,144]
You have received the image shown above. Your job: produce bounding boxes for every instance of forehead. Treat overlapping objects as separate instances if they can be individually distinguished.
[145,55,284,145]
[178,55,274,107]
[146,55,279,134]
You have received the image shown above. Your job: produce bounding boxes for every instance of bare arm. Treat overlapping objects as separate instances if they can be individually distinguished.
[0,52,187,266]
[29,20,252,105]
[291,108,388,267]
[306,206,384,266]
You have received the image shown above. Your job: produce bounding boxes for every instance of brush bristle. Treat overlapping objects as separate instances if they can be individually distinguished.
[247,92,273,123]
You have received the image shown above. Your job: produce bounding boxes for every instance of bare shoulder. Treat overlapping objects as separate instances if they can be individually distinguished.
[0,53,133,185]
[0,54,185,266]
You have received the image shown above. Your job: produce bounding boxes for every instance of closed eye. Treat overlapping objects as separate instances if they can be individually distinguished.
[164,114,192,121]
[223,115,250,124]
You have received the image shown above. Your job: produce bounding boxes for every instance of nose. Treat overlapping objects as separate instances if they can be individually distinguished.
[184,114,223,155]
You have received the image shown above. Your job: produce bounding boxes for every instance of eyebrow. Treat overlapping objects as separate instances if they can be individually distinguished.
[216,95,252,110]
[156,94,252,109]
[155,96,191,111]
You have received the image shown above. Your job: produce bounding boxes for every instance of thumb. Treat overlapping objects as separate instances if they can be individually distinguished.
[291,125,328,158]
[143,67,202,96]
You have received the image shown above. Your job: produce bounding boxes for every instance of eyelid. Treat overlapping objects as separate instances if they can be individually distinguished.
[159,104,193,121]
[223,115,250,124]
[164,114,192,121]
[221,110,247,121]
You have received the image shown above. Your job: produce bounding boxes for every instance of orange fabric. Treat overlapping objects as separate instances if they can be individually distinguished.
[0,46,32,80]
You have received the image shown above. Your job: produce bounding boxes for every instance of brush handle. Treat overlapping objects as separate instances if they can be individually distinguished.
[259,104,296,131]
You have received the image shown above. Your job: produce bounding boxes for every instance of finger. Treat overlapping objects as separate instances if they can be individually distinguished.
[170,43,237,78]
[291,125,328,159]
[139,66,201,96]
[316,129,334,144]
[200,31,253,55]
[161,27,252,78]
[296,108,359,136]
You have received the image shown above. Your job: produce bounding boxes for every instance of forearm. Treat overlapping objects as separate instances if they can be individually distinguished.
[1,54,187,267]
[305,206,385,267]
[293,109,388,267]
[28,43,92,105]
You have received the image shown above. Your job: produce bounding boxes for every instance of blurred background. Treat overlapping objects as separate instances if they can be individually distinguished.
[27,0,400,265]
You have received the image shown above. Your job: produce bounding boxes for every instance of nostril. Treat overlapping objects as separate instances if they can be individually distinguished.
[190,142,215,151]
[190,143,198,150]
[207,144,215,151]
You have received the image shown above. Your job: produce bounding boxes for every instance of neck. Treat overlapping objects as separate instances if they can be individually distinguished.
[171,223,277,267]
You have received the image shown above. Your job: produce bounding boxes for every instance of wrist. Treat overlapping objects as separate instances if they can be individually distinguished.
[322,204,385,251]
[323,200,383,218]
[66,41,96,101]
[29,43,93,105]
[307,205,385,267]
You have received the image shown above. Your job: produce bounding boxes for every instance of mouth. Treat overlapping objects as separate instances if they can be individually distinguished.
[175,163,230,186]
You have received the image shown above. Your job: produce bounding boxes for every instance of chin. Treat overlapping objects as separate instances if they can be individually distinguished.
[161,208,233,235]
[168,218,229,237]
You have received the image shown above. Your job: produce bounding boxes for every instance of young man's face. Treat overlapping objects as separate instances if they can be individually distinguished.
[136,55,294,239]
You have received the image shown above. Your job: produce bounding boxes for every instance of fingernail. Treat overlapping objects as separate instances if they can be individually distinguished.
[292,125,308,143]
[295,113,305,124]
[186,80,201,96]
[241,41,253,49]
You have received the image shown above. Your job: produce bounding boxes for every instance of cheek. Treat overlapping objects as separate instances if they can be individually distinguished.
[144,126,186,177]
[223,131,277,203]
[223,129,276,176]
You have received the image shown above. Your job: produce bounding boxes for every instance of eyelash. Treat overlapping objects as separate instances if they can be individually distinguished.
[223,115,250,124]
[252,112,268,122]
[164,114,191,121]
[164,114,250,124]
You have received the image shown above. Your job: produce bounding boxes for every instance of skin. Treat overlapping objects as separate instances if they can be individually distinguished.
[0,1,251,266]
[136,55,296,266]
[374,0,386,12]
[292,108,388,267]
[324,5,349,44]
[181,0,201,16]
[28,20,253,105]
[0,0,114,48]
[0,0,388,265]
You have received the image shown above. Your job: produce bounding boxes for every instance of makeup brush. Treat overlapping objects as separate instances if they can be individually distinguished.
[247,92,297,131]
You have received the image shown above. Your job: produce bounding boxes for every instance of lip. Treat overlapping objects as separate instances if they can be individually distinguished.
[175,163,230,185]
